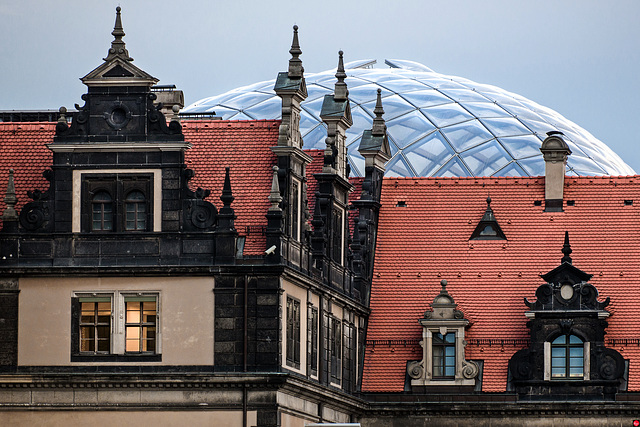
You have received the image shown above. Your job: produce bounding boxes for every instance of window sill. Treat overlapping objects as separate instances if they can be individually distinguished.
[71,353,162,362]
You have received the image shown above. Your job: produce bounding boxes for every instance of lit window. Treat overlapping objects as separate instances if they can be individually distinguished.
[432,333,456,379]
[72,292,160,361]
[551,335,584,379]
[286,297,301,369]
[125,190,147,231]
[91,191,113,231]
[79,298,111,353]
[125,297,157,353]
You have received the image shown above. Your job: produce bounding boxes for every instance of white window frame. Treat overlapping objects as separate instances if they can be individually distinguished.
[544,339,590,381]
[73,290,161,355]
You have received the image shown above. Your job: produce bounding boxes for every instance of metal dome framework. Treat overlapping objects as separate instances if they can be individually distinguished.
[183,59,634,178]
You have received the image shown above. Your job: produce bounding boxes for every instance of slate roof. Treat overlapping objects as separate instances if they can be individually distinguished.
[362,175,640,393]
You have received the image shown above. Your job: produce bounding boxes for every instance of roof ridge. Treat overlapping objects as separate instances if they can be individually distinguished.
[0,122,56,131]
[182,119,281,128]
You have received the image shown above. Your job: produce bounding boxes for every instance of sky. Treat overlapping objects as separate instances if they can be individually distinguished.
[1,0,639,173]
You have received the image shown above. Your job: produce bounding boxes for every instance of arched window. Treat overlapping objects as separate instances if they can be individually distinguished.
[125,190,146,231]
[551,334,584,379]
[91,191,113,231]
[433,332,456,379]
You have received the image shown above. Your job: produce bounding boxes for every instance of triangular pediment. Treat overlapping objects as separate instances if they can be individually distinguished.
[540,262,592,285]
[81,57,157,87]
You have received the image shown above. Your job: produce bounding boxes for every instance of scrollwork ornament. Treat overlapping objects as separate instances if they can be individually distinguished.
[407,360,424,380]
[19,204,46,231]
[462,360,480,379]
[189,200,217,230]
[535,284,553,305]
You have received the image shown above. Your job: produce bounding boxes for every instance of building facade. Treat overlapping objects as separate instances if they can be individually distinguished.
[1,8,640,427]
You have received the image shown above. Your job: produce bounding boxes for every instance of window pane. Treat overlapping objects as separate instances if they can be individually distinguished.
[553,335,566,345]
[551,367,566,377]
[126,304,141,323]
[569,335,583,344]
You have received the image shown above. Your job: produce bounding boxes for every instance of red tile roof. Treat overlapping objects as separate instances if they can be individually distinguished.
[0,120,281,256]
[182,120,279,255]
[0,122,54,218]
[363,175,640,393]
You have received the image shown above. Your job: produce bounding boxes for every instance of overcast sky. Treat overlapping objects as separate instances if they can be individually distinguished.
[2,1,639,173]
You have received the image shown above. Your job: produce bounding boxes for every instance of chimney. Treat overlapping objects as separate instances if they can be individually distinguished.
[540,131,571,212]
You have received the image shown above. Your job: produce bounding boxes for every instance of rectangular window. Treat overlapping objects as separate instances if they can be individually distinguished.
[330,316,342,383]
[72,292,160,361]
[291,180,300,241]
[82,174,153,232]
[432,333,456,379]
[286,297,301,369]
[332,207,344,264]
[79,297,111,354]
[125,297,157,353]
[308,306,318,377]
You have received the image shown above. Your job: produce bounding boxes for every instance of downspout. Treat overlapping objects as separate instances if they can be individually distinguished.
[243,274,248,427]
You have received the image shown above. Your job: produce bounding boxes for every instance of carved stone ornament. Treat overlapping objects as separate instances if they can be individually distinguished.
[408,280,479,387]
[19,170,54,233]
[509,233,625,398]
[181,169,218,231]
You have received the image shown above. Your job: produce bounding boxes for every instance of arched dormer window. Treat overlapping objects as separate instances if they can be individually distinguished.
[125,190,146,231]
[82,174,152,232]
[551,334,584,379]
[92,191,113,231]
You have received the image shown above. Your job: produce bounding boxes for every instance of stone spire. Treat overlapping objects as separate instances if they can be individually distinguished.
[288,25,303,78]
[268,166,283,211]
[561,231,572,264]
[220,167,235,208]
[104,6,132,62]
[334,51,349,101]
[372,89,386,136]
[2,169,18,223]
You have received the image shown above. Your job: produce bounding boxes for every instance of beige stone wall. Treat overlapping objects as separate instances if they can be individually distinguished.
[0,410,256,427]
[18,276,214,366]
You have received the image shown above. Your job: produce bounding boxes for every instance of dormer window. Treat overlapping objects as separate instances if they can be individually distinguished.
[550,334,584,380]
[433,332,456,379]
[82,174,152,232]
[407,280,480,388]
[125,190,147,231]
[92,191,113,231]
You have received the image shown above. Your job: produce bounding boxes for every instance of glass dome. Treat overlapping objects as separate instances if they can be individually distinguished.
[183,60,635,177]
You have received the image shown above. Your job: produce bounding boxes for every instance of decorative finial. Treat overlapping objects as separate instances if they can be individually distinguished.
[440,279,448,291]
[220,167,235,207]
[268,166,282,211]
[288,25,303,78]
[58,106,67,123]
[2,169,18,222]
[371,88,386,136]
[561,231,572,264]
[105,6,132,62]
[486,195,492,206]
[334,50,348,101]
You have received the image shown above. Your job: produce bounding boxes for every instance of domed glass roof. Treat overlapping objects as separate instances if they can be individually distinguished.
[183,59,634,177]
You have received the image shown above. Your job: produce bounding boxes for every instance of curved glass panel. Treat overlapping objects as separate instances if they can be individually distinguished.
[183,59,635,177]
